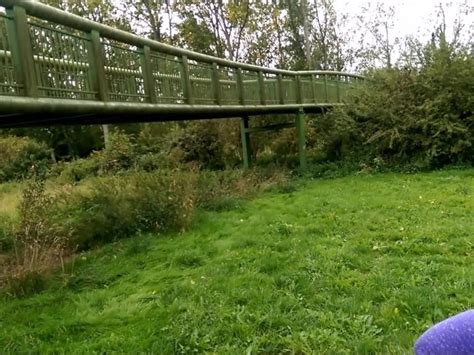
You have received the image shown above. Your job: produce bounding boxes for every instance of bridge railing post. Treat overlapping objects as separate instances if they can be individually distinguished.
[240,116,252,169]
[236,68,245,105]
[140,45,157,104]
[180,55,193,105]
[87,30,108,102]
[336,74,341,102]
[6,6,38,97]
[296,74,303,104]
[277,74,285,105]
[258,71,266,105]
[212,62,221,105]
[311,74,317,103]
[324,74,329,102]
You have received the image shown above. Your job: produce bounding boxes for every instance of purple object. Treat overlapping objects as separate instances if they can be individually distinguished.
[414,309,474,354]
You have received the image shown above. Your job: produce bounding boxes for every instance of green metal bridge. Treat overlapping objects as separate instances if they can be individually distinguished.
[0,0,363,168]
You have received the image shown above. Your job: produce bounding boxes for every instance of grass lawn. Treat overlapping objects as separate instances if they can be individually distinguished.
[0,169,473,353]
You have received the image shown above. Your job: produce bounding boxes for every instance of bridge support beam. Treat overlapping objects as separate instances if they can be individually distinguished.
[296,109,307,171]
[240,116,252,169]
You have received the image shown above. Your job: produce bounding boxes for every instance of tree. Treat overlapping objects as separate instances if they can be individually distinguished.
[356,3,397,70]
[175,0,252,61]
[118,0,174,42]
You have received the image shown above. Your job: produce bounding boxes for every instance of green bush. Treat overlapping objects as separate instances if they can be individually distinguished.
[54,171,197,249]
[2,180,68,297]
[56,131,136,182]
[57,158,101,182]
[335,43,473,168]
[95,131,136,174]
[0,136,52,182]
[13,180,69,264]
[166,121,242,170]
[135,152,171,172]
[168,123,226,170]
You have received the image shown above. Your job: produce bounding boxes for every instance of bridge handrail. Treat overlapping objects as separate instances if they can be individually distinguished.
[0,0,363,108]
[0,0,364,79]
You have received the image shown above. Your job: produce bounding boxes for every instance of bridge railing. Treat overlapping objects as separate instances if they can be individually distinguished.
[0,0,363,108]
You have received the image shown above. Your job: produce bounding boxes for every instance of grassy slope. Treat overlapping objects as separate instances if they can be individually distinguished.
[0,169,473,353]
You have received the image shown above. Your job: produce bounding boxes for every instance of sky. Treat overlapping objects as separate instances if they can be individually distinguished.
[334,0,473,42]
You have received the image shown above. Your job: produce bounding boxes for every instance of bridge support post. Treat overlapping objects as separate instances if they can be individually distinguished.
[6,6,38,97]
[296,109,307,171]
[240,116,252,169]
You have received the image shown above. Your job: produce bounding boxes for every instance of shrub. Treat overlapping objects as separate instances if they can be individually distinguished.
[57,158,101,182]
[135,152,171,172]
[3,180,68,297]
[336,43,474,169]
[0,136,52,182]
[13,180,68,267]
[94,131,136,174]
[56,131,136,182]
[56,170,197,249]
[168,123,226,170]
[166,121,242,170]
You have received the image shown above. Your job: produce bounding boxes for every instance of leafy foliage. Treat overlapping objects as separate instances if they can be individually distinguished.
[330,43,473,168]
[50,171,197,249]
[0,136,52,182]
[4,180,68,297]
[167,121,241,170]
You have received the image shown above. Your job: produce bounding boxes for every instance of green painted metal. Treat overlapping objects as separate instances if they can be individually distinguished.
[245,122,295,133]
[236,68,244,105]
[141,45,157,104]
[277,74,284,105]
[88,30,108,101]
[7,6,38,97]
[258,71,266,105]
[0,0,363,135]
[311,74,317,102]
[240,116,252,169]
[180,55,192,105]
[1,12,22,96]
[324,74,329,102]
[296,109,307,171]
[212,62,221,105]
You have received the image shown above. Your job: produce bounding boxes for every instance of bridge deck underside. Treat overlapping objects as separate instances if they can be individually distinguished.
[0,98,335,127]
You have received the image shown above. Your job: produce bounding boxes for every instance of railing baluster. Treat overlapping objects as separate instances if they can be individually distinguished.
[258,71,266,105]
[296,74,303,104]
[6,6,38,97]
[87,30,108,101]
[236,68,244,105]
[324,74,329,102]
[277,74,284,105]
[311,74,317,103]
[180,55,192,105]
[336,74,341,102]
[212,62,221,105]
[140,45,157,103]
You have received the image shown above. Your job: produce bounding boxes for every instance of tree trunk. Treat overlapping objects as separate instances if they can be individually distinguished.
[102,124,110,149]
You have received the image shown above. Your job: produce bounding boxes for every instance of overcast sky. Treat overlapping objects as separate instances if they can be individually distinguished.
[335,0,473,42]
